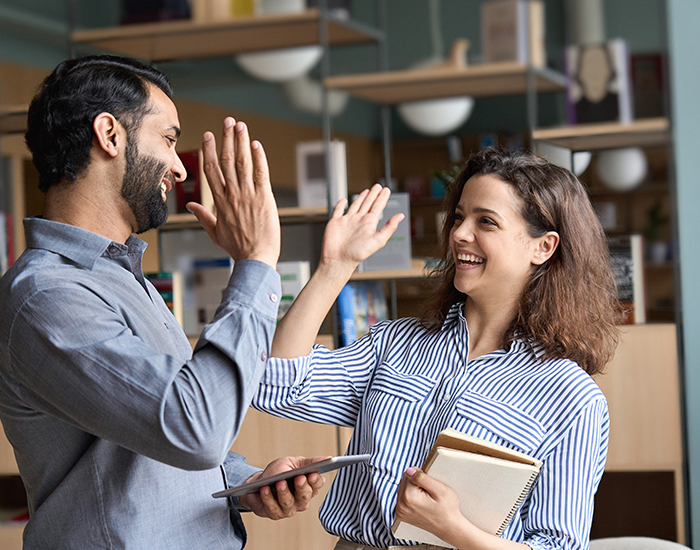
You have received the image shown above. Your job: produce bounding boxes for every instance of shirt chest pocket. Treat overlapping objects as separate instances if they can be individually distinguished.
[368,362,436,402]
[453,392,546,455]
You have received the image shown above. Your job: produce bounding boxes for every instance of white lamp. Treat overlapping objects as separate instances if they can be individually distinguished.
[281,74,349,116]
[397,39,474,136]
[234,0,322,82]
[572,151,592,176]
[236,46,323,82]
[398,97,475,136]
[595,147,648,191]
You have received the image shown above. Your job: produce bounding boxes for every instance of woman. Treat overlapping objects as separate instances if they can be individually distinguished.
[253,148,620,550]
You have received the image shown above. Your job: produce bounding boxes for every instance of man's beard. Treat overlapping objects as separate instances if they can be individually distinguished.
[121,138,171,234]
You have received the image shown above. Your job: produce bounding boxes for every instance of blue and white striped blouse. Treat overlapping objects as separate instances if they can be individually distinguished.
[253,302,609,550]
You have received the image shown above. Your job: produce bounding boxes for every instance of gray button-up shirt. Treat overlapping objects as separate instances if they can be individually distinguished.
[0,218,281,549]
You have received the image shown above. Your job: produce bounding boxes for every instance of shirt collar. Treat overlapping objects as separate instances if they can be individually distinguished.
[23,217,147,270]
[443,301,546,361]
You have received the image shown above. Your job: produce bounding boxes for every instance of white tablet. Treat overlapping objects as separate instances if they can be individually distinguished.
[212,454,371,498]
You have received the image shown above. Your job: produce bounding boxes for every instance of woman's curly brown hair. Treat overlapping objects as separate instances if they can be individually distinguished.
[422,148,621,375]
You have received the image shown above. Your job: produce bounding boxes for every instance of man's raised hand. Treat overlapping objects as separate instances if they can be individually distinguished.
[187,118,280,268]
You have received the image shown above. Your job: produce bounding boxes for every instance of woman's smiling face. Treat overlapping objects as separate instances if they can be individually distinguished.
[449,174,545,305]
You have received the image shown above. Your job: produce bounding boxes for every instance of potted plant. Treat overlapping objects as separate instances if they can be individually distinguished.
[644,200,669,264]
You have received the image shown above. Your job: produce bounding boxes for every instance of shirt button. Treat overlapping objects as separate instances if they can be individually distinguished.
[261,352,268,362]
[108,245,119,254]
[443,393,451,401]
[269,294,278,303]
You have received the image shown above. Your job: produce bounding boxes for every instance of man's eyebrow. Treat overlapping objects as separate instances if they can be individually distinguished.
[169,125,181,139]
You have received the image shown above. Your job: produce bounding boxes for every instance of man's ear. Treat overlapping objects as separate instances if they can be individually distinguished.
[93,113,123,158]
[532,231,560,266]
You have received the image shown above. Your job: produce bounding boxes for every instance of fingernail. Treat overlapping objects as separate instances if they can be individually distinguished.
[235,121,246,132]
[252,140,260,150]
[224,117,234,128]
[203,132,212,142]
[261,486,270,496]
[406,467,417,476]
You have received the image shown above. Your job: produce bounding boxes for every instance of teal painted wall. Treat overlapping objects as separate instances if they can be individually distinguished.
[667,0,700,545]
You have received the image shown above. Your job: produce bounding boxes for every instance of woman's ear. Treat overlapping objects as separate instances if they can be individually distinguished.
[93,112,123,158]
[532,231,560,266]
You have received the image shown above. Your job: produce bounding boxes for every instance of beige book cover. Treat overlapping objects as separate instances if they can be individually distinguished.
[392,428,542,546]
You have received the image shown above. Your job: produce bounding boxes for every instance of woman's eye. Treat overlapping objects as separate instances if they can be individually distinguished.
[480,217,496,226]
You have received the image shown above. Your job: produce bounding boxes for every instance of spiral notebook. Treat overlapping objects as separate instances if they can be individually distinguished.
[392,428,542,546]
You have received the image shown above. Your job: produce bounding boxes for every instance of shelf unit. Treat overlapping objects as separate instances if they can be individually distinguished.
[70,9,381,60]
[324,62,566,104]
[162,207,329,230]
[531,118,670,152]
[0,106,28,135]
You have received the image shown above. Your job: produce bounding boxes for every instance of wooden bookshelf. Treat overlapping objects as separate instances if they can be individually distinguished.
[350,258,428,281]
[162,206,328,231]
[324,62,566,105]
[532,118,670,152]
[70,9,380,62]
[0,106,28,135]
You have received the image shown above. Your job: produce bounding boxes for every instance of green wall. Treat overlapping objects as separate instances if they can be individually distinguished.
[667,0,700,545]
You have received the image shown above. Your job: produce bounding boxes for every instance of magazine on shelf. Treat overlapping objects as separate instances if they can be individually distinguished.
[276,261,311,322]
[337,281,389,346]
[608,234,646,324]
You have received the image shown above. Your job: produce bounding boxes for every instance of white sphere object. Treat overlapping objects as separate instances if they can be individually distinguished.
[595,147,649,192]
[235,45,323,82]
[398,96,475,136]
[572,150,592,176]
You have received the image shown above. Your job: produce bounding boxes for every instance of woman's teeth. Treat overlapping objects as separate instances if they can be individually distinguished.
[457,253,484,265]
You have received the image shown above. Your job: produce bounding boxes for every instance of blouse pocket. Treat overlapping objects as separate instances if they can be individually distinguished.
[368,362,435,402]
[454,392,545,454]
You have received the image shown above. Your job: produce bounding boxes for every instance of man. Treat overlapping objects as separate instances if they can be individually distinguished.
[0,55,324,549]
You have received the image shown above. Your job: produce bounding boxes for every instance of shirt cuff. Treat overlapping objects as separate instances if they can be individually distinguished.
[223,452,263,511]
[263,352,314,387]
[224,259,282,320]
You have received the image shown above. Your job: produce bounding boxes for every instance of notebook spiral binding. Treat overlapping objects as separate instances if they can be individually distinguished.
[495,469,543,536]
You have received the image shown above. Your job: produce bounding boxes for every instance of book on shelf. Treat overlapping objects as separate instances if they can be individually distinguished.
[358,192,412,272]
[392,428,542,546]
[608,234,646,324]
[564,38,633,125]
[276,260,311,322]
[0,211,13,276]
[337,281,389,347]
[480,0,546,68]
[145,271,184,328]
[168,150,214,216]
[120,0,191,24]
[0,508,29,525]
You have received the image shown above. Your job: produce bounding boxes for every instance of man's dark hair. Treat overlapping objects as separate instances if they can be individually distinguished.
[25,55,173,192]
